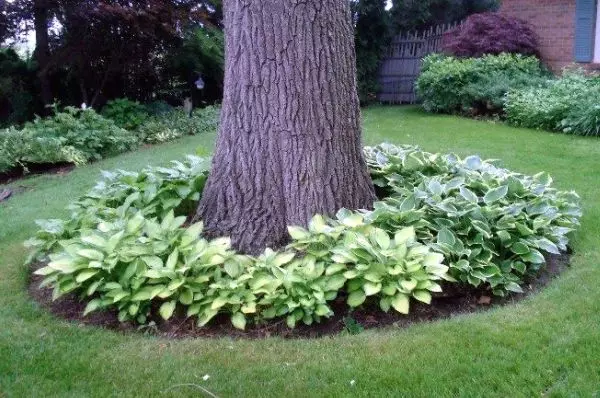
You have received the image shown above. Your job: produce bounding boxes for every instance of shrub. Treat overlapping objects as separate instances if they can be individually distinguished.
[0,107,138,173]
[416,53,546,114]
[443,12,539,58]
[27,145,581,330]
[505,71,600,136]
[102,98,149,130]
[137,105,220,144]
[364,144,581,295]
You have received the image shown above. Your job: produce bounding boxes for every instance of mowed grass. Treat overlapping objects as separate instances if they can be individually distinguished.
[2,106,600,397]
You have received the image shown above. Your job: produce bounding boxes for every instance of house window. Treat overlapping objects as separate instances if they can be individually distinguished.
[575,0,597,63]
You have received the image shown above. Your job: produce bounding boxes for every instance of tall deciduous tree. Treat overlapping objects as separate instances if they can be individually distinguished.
[196,0,376,254]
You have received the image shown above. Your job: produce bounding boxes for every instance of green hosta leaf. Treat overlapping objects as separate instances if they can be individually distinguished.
[521,249,545,264]
[380,297,391,312]
[48,259,78,274]
[80,235,107,248]
[394,227,415,245]
[363,282,382,296]
[371,228,391,250]
[166,249,179,270]
[412,290,432,304]
[198,309,218,327]
[471,220,492,239]
[179,289,194,305]
[423,252,444,267]
[510,242,530,255]
[83,298,102,316]
[483,185,508,204]
[142,256,163,269]
[315,304,331,316]
[391,293,410,314]
[231,312,246,330]
[347,291,366,307]
[326,274,347,290]
[159,301,177,320]
[459,186,478,203]
[437,228,456,246]
[273,252,295,267]
[535,238,560,255]
[77,249,104,261]
[340,213,364,228]
[75,270,99,283]
[210,296,229,310]
[288,226,310,240]
[34,266,56,276]
[505,282,524,293]
[241,302,257,314]
[400,279,418,292]
[464,155,482,170]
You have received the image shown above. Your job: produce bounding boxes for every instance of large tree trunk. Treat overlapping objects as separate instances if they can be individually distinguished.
[33,0,53,111]
[195,0,376,254]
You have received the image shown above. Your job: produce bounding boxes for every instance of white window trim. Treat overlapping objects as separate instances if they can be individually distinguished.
[594,1,600,62]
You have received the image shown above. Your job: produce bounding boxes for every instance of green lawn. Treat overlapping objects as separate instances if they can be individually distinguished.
[2,106,600,397]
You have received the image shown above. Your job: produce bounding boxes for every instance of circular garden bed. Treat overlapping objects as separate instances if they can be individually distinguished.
[27,144,582,338]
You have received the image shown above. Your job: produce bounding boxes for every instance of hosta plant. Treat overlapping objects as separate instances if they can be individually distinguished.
[364,143,581,295]
[27,144,581,331]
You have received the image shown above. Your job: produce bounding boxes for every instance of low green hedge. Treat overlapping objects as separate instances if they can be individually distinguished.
[27,144,581,330]
[416,53,547,115]
[0,107,138,174]
[505,71,600,136]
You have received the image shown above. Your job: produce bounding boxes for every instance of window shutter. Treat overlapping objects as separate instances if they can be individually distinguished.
[574,0,597,62]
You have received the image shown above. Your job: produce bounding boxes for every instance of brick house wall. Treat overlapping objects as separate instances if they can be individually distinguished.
[500,0,577,73]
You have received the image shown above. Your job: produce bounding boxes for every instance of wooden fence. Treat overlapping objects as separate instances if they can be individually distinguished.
[378,22,461,104]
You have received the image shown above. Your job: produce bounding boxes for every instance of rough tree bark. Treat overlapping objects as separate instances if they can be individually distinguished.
[195,0,376,254]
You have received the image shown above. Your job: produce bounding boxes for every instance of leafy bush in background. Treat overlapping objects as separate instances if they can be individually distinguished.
[27,144,581,330]
[102,98,149,131]
[137,105,220,144]
[0,107,138,173]
[505,71,600,136]
[416,53,546,115]
[443,12,539,58]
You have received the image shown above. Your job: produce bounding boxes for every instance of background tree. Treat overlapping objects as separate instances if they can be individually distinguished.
[196,0,376,254]
[352,0,391,104]
[390,0,499,32]
[1,0,224,117]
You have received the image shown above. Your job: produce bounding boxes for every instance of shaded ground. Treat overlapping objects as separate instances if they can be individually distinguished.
[0,162,74,185]
[28,252,570,339]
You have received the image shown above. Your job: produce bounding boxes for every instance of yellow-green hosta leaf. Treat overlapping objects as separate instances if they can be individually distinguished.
[80,235,107,248]
[400,279,418,292]
[210,296,229,310]
[231,312,247,330]
[75,270,99,283]
[83,298,102,316]
[413,290,432,304]
[347,290,366,307]
[159,300,176,320]
[391,293,410,314]
[363,281,382,296]
[394,227,415,245]
[241,302,257,314]
[179,289,194,305]
[48,259,79,274]
[287,226,309,240]
[33,266,56,276]
[166,248,179,270]
[371,228,391,250]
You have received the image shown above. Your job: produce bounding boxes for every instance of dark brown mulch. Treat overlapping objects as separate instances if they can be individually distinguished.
[28,252,571,339]
[0,162,75,185]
